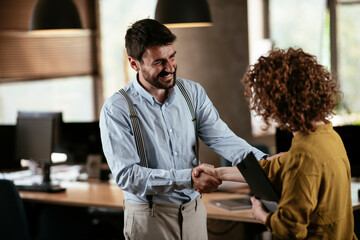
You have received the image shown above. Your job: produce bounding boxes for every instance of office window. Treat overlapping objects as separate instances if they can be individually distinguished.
[0,76,94,124]
[99,0,157,99]
[249,0,360,136]
[335,2,360,124]
[248,0,276,136]
[248,0,328,136]
[269,0,328,65]
[270,0,360,126]
[0,1,98,124]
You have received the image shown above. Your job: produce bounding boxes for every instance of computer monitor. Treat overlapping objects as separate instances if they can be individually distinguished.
[275,128,293,153]
[15,111,65,191]
[275,125,360,178]
[334,125,360,178]
[0,125,21,171]
[60,122,105,163]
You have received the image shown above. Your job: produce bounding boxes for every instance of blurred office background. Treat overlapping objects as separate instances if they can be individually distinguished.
[1,0,359,165]
[0,0,360,239]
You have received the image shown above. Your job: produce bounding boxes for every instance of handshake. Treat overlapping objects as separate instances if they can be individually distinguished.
[191,153,285,194]
[191,163,225,194]
[192,155,285,224]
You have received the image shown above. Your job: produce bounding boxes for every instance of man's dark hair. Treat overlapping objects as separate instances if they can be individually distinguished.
[125,19,177,62]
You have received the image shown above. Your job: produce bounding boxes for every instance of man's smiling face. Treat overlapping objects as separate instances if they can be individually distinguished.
[137,44,177,90]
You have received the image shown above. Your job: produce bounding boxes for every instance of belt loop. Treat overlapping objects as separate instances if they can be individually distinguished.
[146,195,154,216]
[195,197,198,211]
[146,195,153,209]
[123,200,125,210]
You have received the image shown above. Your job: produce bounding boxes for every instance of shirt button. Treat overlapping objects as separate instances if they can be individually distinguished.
[174,152,178,156]
[169,129,173,133]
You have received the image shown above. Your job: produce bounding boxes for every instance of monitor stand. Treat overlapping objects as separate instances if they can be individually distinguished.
[40,162,66,193]
[16,162,66,193]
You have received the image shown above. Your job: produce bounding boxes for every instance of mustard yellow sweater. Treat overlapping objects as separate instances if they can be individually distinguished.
[259,123,357,240]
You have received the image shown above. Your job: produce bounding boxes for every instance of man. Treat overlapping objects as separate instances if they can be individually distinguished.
[99,18,267,240]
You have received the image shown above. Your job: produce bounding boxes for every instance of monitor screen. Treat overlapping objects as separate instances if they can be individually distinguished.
[0,125,21,170]
[275,128,293,153]
[15,111,63,164]
[334,125,360,178]
[60,122,105,163]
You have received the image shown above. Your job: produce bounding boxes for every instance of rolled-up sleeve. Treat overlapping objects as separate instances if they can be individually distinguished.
[259,155,320,239]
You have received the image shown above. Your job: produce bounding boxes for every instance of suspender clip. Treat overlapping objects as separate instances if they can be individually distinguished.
[146,195,153,209]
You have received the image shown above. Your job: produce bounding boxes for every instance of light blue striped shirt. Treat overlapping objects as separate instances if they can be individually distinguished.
[99,76,266,205]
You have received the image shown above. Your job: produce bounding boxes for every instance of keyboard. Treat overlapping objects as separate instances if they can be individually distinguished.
[16,183,66,193]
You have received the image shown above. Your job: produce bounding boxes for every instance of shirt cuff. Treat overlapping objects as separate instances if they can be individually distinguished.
[174,169,193,190]
[264,212,273,232]
[252,147,269,160]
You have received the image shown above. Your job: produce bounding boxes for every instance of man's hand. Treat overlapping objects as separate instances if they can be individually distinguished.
[191,165,221,193]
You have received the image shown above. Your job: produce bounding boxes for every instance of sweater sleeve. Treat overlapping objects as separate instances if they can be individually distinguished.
[262,154,321,239]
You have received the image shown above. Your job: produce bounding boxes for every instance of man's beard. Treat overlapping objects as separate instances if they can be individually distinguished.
[142,67,177,90]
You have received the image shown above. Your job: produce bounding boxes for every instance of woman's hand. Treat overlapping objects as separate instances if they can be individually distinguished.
[192,163,218,178]
[193,164,246,182]
[250,196,268,224]
[266,152,286,160]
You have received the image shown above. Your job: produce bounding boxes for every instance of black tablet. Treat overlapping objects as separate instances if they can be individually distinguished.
[209,197,252,210]
[236,152,280,212]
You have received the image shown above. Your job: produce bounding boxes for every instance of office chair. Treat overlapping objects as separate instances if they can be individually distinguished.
[0,179,31,240]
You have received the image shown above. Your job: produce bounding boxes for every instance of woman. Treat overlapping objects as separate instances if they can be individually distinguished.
[195,48,357,239]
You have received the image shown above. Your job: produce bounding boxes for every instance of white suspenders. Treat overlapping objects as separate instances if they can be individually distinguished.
[118,80,199,207]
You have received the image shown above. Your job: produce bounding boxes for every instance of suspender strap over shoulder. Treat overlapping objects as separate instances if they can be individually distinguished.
[119,89,148,168]
[175,80,199,166]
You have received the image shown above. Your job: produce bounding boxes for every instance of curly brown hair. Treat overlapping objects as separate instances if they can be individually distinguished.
[241,48,341,133]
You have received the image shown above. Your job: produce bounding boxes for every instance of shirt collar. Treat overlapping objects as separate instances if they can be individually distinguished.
[133,73,177,106]
[293,122,333,142]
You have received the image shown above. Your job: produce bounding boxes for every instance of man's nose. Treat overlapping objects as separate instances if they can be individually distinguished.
[164,60,175,72]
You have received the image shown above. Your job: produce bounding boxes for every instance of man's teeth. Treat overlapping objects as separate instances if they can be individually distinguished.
[160,72,171,77]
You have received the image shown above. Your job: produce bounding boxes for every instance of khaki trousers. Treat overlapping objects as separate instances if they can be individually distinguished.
[123,195,208,240]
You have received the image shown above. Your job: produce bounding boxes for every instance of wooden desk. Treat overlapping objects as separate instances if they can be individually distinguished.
[19,180,360,223]
[19,181,257,222]
[20,181,124,210]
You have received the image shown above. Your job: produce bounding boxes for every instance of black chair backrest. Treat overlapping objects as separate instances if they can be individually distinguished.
[0,179,31,240]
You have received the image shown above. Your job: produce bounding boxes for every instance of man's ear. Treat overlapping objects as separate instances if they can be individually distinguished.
[128,57,140,72]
